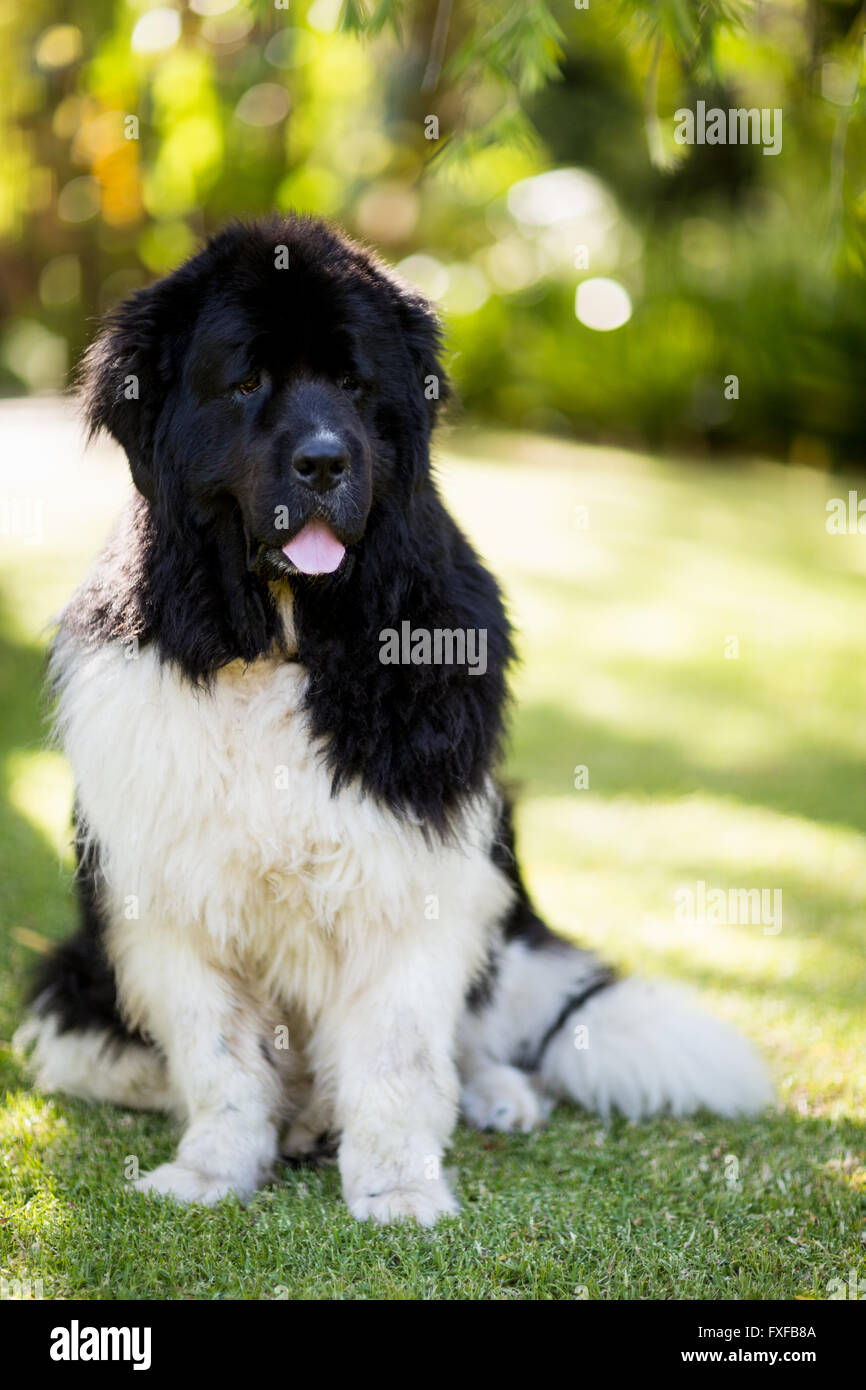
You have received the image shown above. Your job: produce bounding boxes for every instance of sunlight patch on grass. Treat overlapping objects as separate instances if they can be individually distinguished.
[5,749,73,860]
[0,1093,71,1259]
[821,1156,866,1193]
[519,791,866,884]
[442,434,866,784]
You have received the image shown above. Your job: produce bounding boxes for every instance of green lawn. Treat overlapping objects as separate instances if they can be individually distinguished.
[1,409,864,1300]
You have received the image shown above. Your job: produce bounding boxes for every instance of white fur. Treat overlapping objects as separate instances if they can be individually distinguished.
[42,597,510,1220]
[461,1063,553,1133]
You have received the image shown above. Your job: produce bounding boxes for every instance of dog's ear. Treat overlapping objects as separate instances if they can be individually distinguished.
[384,279,451,490]
[392,284,451,429]
[79,282,174,503]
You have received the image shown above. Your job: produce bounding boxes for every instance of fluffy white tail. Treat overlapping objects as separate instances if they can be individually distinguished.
[538,974,773,1119]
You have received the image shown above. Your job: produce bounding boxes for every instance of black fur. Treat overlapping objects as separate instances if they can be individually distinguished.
[31,822,142,1046]
[466,797,571,1012]
[491,796,563,950]
[69,214,513,834]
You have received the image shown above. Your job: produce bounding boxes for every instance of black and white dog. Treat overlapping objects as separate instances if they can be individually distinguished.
[16,216,771,1224]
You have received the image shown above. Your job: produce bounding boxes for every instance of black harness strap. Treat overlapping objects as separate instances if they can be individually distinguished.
[522,970,618,1073]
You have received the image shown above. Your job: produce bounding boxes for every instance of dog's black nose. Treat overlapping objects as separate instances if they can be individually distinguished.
[291,436,349,492]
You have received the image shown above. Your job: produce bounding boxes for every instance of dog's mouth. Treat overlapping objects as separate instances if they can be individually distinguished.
[254,519,349,580]
[280,519,347,575]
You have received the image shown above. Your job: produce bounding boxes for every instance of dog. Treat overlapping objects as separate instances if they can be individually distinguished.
[15,215,772,1224]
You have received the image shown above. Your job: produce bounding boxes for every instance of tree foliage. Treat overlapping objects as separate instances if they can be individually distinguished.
[0,0,864,460]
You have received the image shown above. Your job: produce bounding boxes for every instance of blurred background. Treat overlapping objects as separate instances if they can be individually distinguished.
[0,0,865,460]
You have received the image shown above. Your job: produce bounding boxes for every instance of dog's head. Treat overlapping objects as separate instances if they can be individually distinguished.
[81,215,448,583]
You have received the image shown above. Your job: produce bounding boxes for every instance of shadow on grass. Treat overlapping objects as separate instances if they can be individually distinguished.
[512,696,866,839]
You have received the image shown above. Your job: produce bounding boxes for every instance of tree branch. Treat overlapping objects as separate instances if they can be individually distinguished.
[422,0,453,93]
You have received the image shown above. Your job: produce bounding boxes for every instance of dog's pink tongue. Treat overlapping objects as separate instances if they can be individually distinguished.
[282,521,346,575]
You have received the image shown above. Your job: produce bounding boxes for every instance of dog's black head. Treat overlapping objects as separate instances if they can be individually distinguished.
[83,215,446,583]
[76,214,511,833]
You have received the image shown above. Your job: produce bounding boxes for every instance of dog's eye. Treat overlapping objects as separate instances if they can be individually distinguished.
[236,374,262,396]
[341,374,361,394]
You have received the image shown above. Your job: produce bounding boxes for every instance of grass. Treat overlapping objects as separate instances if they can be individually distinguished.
[0,404,864,1300]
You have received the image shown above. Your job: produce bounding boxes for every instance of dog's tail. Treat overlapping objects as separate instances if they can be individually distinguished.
[14,996,172,1113]
[13,843,175,1114]
[463,807,773,1121]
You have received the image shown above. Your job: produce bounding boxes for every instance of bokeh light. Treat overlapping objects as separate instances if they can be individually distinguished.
[131,9,182,55]
[575,277,633,331]
[235,84,291,127]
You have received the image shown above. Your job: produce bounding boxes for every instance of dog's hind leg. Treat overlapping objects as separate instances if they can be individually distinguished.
[460,1060,553,1133]
[14,842,177,1114]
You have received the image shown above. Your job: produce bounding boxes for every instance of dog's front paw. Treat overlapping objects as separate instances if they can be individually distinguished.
[131,1161,253,1207]
[347,1176,459,1227]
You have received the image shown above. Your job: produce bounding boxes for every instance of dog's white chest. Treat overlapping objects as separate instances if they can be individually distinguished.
[56,634,500,985]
